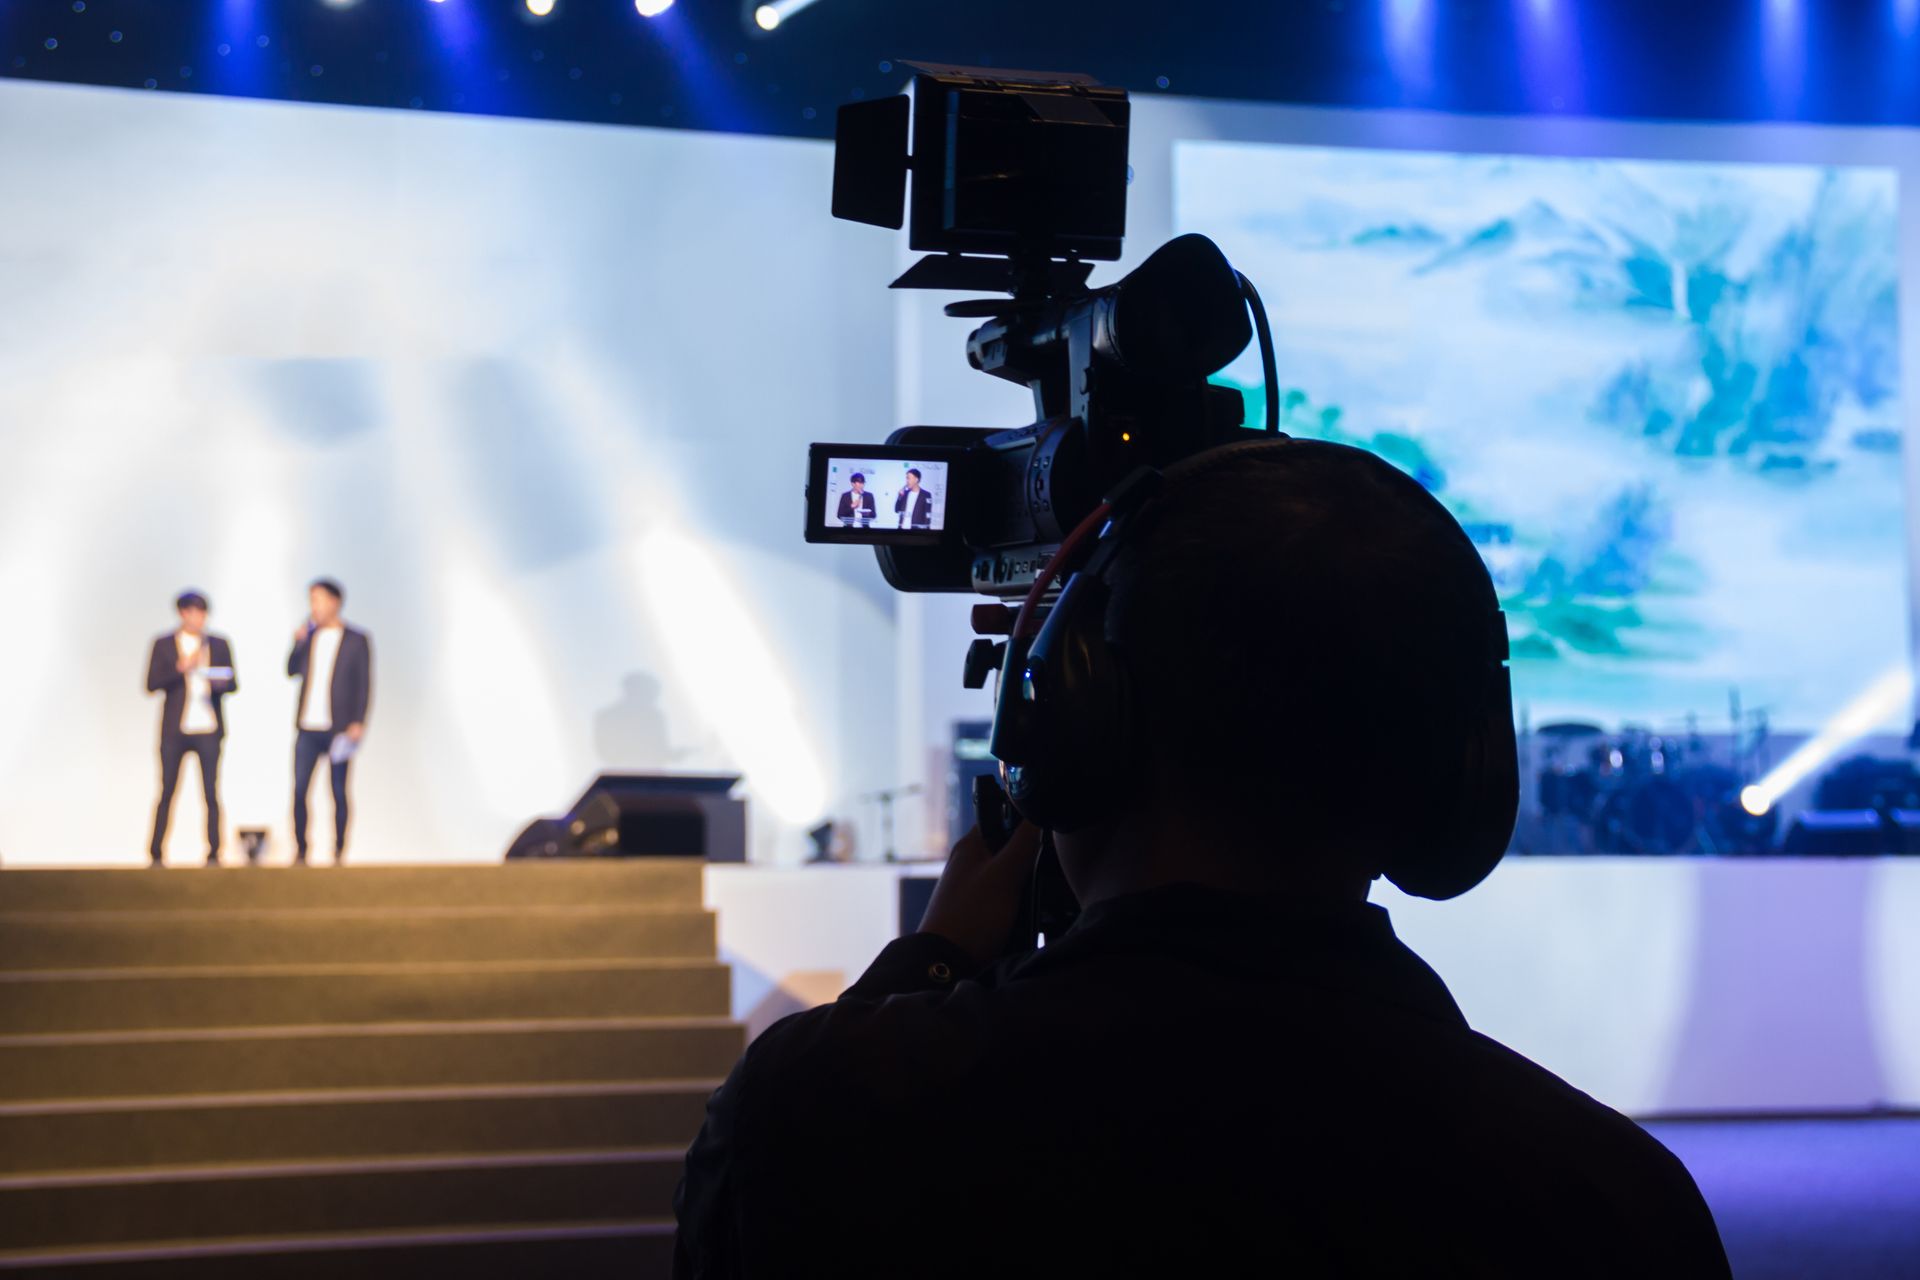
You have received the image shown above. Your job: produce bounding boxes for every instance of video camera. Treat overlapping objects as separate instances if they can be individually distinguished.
[804,63,1278,626]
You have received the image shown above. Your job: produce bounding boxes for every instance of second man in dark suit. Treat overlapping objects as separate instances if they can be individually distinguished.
[287,577,373,864]
[895,468,933,530]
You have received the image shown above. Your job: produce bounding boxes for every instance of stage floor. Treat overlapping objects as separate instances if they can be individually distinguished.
[1642,1115,1920,1279]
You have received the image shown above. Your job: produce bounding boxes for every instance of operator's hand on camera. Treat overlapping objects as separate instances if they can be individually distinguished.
[919,821,1042,968]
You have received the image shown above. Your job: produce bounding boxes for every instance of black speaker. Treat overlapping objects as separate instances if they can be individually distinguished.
[504,773,747,861]
[1782,809,1887,856]
[503,817,571,860]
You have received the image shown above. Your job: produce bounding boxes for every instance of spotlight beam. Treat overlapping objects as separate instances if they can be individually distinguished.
[1739,665,1914,815]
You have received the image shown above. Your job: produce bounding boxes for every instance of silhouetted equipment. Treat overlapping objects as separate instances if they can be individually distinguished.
[1532,722,1776,855]
[948,719,999,844]
[237,827,269,865]
[1812,754,1920,812]
[1782,809,1894,856]
[505,774,746,862]
[1779,755,1920,855]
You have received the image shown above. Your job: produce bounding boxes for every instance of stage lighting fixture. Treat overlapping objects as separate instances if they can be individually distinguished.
[1739,665,1913,815]
[526,0,555,14]
[636,0,675,16]
[753,0,821,32]
[320,0,362,8]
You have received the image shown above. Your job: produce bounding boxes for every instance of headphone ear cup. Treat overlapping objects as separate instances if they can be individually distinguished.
[1382,667,1517,900]
[994,573,1132,832]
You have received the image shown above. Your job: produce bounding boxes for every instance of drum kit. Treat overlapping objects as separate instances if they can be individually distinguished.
[1529,720,1778,855]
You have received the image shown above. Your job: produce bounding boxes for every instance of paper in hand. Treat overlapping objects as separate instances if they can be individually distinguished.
[329,734,359,765]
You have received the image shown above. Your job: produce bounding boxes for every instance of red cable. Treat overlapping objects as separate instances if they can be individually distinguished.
[1010,501,1115,639]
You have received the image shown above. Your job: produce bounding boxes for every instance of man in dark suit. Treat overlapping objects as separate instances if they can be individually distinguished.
[287,577,373,864]
[894,468,933,530]
[145,590,238,867]
[836,473,877,527]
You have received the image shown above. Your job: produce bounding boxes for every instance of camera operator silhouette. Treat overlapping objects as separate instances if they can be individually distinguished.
[894,468,932,530]
[674,442,1729,1278]
[835,472,877,528]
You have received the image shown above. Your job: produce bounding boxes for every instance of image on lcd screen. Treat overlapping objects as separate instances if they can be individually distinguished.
[822,458,950,533]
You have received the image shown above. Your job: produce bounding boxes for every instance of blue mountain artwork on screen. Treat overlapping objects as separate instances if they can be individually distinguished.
[1178,143,1904,731]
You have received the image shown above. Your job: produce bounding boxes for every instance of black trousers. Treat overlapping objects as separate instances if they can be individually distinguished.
[292,728,352,861]
[150,733,221,863]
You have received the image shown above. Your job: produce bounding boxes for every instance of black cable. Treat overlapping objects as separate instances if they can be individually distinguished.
[1236,270,1282,435]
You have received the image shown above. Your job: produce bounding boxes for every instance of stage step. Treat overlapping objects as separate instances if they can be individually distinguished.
[0,1082,718,1176]
[0,906,718,970]
[0,959,731,1033]
[0,1017,745,1101]
[0,1222,675,1278]
[0,862,704,914]
[0,1150,684,1252]
[0,861,738,1276]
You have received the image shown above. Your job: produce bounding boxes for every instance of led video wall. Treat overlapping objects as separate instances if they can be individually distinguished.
[1177,141,1910,853]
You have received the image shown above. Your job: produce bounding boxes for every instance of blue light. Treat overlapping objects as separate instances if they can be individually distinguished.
[1512,0,1583,112]
[209,1,269,96]
[1760,0,1805,118]
[1380,0,1434,103]
[1897,0,1920,38]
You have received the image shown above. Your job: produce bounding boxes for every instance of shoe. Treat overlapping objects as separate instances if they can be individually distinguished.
[205,854,220,868]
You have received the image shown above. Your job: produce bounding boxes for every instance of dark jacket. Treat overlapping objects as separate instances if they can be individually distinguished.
[674,883,1729,1279]
[836,490,877,525]
[146,633,238,741]
[894,486,932,528]
[286,625,373,731]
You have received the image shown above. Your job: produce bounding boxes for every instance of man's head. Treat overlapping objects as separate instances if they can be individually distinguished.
[1054,439,1515,903]
[309,578,345,625]
[175,591,209,636]
[850,474,865,492]
[905,469,922,490]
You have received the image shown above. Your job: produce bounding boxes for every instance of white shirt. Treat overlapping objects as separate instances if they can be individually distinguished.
[300,625,344,732]
[177,632,218,736]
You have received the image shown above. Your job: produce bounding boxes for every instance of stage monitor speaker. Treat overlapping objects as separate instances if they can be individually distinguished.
[504,773,747,861]
[1781,809,1886,856]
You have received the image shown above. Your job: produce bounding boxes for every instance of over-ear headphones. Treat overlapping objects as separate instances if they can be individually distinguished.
[987,437,1519,900]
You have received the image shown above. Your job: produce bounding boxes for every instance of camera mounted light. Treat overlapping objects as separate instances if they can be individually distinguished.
[833,63,1129,295]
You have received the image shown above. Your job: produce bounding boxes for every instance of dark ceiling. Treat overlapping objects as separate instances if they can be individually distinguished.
[4,0,1918,138]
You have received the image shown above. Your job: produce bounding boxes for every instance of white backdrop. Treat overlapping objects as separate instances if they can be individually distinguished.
[0,80,902,866]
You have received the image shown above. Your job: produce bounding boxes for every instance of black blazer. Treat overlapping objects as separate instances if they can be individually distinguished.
[895,487,933,528]
[837,490,877,524]
[146,633,238,741]
[287,625,374,731]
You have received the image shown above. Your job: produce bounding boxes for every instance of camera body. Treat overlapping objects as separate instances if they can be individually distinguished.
[805,63,1256,601]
